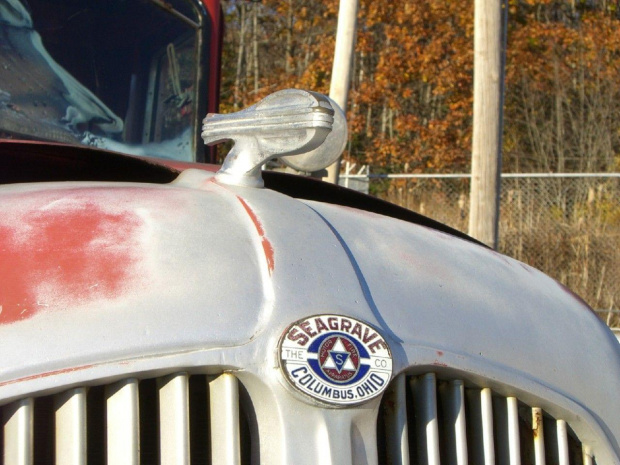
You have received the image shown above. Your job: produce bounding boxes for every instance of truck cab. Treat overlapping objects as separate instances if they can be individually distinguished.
[1,1,619,464]
[0,0,221,162]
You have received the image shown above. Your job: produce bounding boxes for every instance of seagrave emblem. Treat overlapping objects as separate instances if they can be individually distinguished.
[278,314,393,406]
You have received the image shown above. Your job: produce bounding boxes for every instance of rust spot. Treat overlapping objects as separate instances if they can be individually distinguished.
[236,196,275,276]
[385,398,396,414]
[532,408,543,439]
[436,350,444,357]
[0,193,142,324]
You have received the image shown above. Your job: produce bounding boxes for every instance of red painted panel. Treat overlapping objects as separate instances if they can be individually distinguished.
[0,192,142,324]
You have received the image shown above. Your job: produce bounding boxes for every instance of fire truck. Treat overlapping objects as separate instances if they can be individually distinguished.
[1,0,619,463]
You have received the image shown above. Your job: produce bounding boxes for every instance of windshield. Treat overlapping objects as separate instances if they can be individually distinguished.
[0,0,202,161]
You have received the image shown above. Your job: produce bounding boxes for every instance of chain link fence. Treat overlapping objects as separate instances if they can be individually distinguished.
[341,170,620,328]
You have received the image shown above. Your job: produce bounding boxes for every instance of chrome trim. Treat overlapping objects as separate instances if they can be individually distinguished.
[0,370,605,464]
[202,89,336,187]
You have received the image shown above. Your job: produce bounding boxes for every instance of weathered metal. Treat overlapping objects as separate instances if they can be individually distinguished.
[202,89,341,187]
[0,161,619,463]
[1,0,619,462]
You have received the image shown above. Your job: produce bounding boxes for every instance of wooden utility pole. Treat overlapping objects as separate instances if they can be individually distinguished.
[469,0,507,249]
[323,0,358,184]
[233,3,247,111]
[252,2,259,94]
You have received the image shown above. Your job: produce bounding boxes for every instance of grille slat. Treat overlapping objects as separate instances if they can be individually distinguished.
[411,373,441,465]
[209,373,241,465]
[2,398,33,465]
[480,388,495,465]
[507,397,521,465]
[1,372,253,464]
[492,394,509,465]
[105,378,140,465]
[384,373,410,465]
[557,419,570,465]
[379,373,597,465]
[450,380,468,465]
[532,407,546,465]
[465,388,485,464]
[0,370,604,464]
[1,372,251,464]
[437,379,468,465]
[55,387,87,465]
[158,373,190,465]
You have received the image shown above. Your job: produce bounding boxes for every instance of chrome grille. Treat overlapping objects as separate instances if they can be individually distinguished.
[378,373,595,465]
[1,370,601,464]
[1,373,248,465]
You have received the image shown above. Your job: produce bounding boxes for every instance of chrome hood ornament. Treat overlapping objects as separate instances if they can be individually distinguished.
[201,89,347,187]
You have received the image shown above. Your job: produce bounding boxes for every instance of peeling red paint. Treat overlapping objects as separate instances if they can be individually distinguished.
[0,193,142,324]
[0,364,95,388]
[236,196,275,276]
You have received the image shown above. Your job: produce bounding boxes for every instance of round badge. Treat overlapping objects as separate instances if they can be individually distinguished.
[278,314,393,406]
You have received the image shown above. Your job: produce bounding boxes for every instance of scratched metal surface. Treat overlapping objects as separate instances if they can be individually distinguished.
[0,167,619,463]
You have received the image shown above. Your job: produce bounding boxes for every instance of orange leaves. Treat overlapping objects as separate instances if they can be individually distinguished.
[343,0,477,171]
[221,0,620,176]
[507,4,620,89]
[503,1,620,173]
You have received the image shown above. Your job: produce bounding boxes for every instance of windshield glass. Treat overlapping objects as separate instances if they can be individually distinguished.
[0,0,200,161]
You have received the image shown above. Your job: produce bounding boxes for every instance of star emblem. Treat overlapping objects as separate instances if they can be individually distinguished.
[321,337,357,374]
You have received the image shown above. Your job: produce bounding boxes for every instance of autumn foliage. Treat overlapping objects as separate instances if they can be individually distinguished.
[220,0,620,174]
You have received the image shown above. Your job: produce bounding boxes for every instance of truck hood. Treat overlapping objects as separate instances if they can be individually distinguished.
[0,148,619,461]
